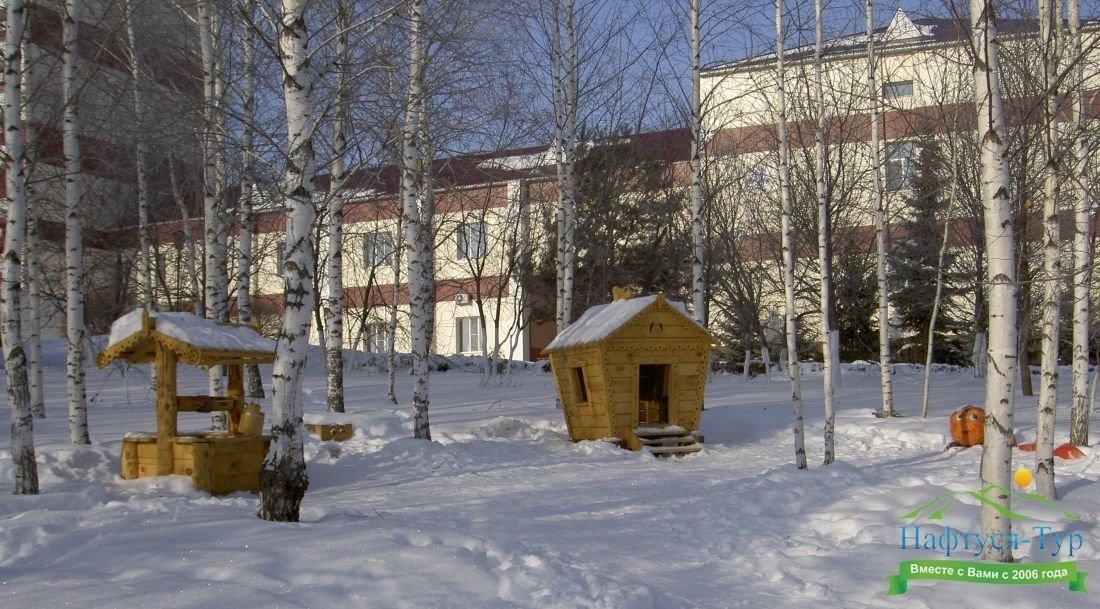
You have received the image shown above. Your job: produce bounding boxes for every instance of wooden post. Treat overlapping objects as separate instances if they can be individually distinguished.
[155,344,178,475]
[227,364,243,435]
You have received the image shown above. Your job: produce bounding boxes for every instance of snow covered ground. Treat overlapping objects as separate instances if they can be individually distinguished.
[1,343,1098,608]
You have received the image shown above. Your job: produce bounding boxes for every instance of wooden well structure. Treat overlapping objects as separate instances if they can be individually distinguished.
[543,293,717,455]
[97,309,276,494]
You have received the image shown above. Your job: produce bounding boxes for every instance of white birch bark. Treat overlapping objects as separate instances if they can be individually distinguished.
[198,0,228,421]
[125,0,153,308]
[324,5,350,414]
[3,0,39,494]
[689,0,706,325]
[62,0,89,445]
[973,0,1017,562]
[777,0,806,470]
[21,37,44,419]
[1035,0,1062,499]
[259,0,315,522]
[386,214,403,406]
[236,0,264,398]
[553,0,576,334]
[814,0,836,465]
[867,0,894,417]
[403,0,431,440]
[1068,0,1092,448]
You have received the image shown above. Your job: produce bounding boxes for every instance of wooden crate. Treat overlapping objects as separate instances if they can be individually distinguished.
[120,433,270,495]
[306,422,354,442]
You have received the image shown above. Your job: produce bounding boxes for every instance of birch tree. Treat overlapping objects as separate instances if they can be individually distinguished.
[866,0,894,418]
[126,0,154,308]
[552,0,577,334]
[813,0,836,465]
[324,4,351,414]
[403,0,432,440]
[63,0,90,445]
[198,0,229,423]
[236,0,264,398]
[777,0,806,470]
[259,0,316,522]
[689,0,706,325]
[21,35,44,420]
[1034,0,1062,499]
[3,0,40,494]
[973,0,1017,563]
[1068,0,1091,448]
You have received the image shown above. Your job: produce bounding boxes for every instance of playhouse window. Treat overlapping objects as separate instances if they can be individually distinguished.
[572,367,589,404]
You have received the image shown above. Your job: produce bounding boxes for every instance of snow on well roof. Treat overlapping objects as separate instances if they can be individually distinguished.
[543,294,707,352]
[104,308,276,359]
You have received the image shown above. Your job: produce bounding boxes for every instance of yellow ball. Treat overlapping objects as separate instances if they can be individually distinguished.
[1013,467,1034,489]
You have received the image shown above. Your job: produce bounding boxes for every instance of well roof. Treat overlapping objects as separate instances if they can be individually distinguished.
[97,309,276,368]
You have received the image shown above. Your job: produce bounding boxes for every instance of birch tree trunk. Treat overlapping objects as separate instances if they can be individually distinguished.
[3,0,39,494]
[814,0,836,465]
[126,0,153,308]
[324,5,350,414]
[199,0,228,424]
[553,0,576,334]
[22,37,44,419]
[1068,0,1092,448]
[259,0,315,522]
[973,0,1017,562]
[403,0,431,440]
[387,214,404,405]
[1035,0,1062,499]
[867,0,894,417]
[63,0,90,445]
[777,0,806,470]
[236,0,264,398]
[689,0,706,325]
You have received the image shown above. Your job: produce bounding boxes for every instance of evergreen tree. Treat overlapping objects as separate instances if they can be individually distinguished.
[889,141,965,365]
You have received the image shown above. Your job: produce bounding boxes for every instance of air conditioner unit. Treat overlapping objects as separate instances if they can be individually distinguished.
[454,293,471,305]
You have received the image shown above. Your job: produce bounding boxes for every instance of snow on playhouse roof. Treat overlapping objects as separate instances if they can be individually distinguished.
[98,308,276,368]
[543,293,712,352]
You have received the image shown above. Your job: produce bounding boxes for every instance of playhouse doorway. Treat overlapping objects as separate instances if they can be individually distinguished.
[637,364,670,425]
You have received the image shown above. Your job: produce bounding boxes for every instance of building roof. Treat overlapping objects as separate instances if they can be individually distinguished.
[543,293,711,352]
[703,9,1095,74]
[97,309,276,368]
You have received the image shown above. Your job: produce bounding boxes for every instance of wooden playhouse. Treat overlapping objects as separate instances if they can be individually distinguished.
[97,309,276,494]
[543,293,717,455]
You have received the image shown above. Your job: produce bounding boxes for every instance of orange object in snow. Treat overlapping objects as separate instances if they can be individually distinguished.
[949,406,985,447]
[1010,442,1084,460]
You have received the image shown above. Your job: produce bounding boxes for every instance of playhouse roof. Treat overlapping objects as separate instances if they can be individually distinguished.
[97,309,277,368]
[543,294,714,353]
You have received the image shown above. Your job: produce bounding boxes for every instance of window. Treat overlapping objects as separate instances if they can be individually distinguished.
[745,166,770,190]
[365,322,388,353]
[572,367,589,404]
[456,316,483,353]
[882,80,914,99]
[275,240,286,271]
[457,221,487,259]
[363,231,394,266]
[884,141,915,191]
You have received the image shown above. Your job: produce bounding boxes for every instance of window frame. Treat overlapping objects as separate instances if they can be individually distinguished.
[457,221,488,260]
[884,141,916,192]
[363,230,395,267]
[455,316,483,354]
